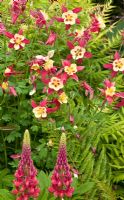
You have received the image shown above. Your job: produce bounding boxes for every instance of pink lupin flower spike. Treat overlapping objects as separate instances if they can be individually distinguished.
[49,132,74,199]
[12,130,40,200]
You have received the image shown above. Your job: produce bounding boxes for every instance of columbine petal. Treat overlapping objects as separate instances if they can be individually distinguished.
[9,87,17,96]
[62,60,71,67]
[14,44,20,50]
[23,38,30,44]
[31,100,38,108]
[67,41,74,49]
[72,7,82,13]
[75,18,80,24]
[62,5,68,13]
[116,99,124,108]
[114,51,120,60]
[71,74,78,81]
[5,31,14,38]
[84,51,92,58]
[104,63,113,69]
[39,99,47,107]
[116,92,124,98]
[77,66,84,71]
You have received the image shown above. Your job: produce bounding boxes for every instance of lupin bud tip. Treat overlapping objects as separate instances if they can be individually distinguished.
[23,129,30,146]
[60,132,66,145]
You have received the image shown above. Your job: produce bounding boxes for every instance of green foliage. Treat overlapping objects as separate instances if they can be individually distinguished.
[0,0,124,199]
[0,189,14,200]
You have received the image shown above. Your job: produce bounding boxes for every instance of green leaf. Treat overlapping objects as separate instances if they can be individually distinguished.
[38,171,50,190]
[74,182,95,195]
[0,189,15,200]
[0,88,3,96]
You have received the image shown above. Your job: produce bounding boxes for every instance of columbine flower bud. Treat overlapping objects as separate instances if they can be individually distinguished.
[12,130,40,200]
[48,133,74,198]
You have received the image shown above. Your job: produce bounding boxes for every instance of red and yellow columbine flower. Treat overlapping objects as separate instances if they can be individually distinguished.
[5,29,30,50]
[75,27,85,38]
[46,31,57,46]
[12,130,40,200]
[0,21,6,34]
[62,59,84,81]
[99,79,124,104]
[64,64,77,75]
[33,106,47,118]
[70,46,86,60]
[1,81,17,96]
[31,99,60,118]
[90,14,105,33]
[104,52,124,77]
[43,59,54,71]
[58,92,68,104]
[56,5,82,30]
[31,63,40,71]
[32,99,47,119]
[4,65,17,77]
[11,0,28,24]
[30,10,49,28]
[49,77,64,91]
[48,133,74,198]
[80,81,94,100]
[62,10,78,25]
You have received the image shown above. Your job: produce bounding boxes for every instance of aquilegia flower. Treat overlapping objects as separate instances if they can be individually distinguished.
[31,98,60,118]
[56,5,82,30]
[11,0,28,24]
[99,79,124,104]
[46,31,57,46]
[104,51,124,77]
[5,29,30,50]
[12,130,40,200]
[0,21,6,34]
[0,81,17,96]
[48,132,74,198]
[62,59,84,81]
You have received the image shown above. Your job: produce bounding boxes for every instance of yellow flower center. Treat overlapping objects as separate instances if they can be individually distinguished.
[65,14,73,22]
[52,78,61,87]
[2,82,9,90]
[113,58,124,71]
[14,34,24,45]
[115,60,123,69]
[33,106,47,118]
[58,92,68,104]
[43,59,54,71]
[105,86,115,97]
[62,11,77,25]
[49,77,63,91]
[31,64,40,71]
[75,48,83,57]
[64,64,77,75]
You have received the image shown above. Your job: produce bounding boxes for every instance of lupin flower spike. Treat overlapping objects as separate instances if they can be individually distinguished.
[49,132,74,198]
[12,130,40,200]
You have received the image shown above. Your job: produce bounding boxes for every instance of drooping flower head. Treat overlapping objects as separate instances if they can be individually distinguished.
[10,0,28,24]
[12,130,40,200]
[30,10,49,28]
[49,132,74,198]
[0,21,6,34]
